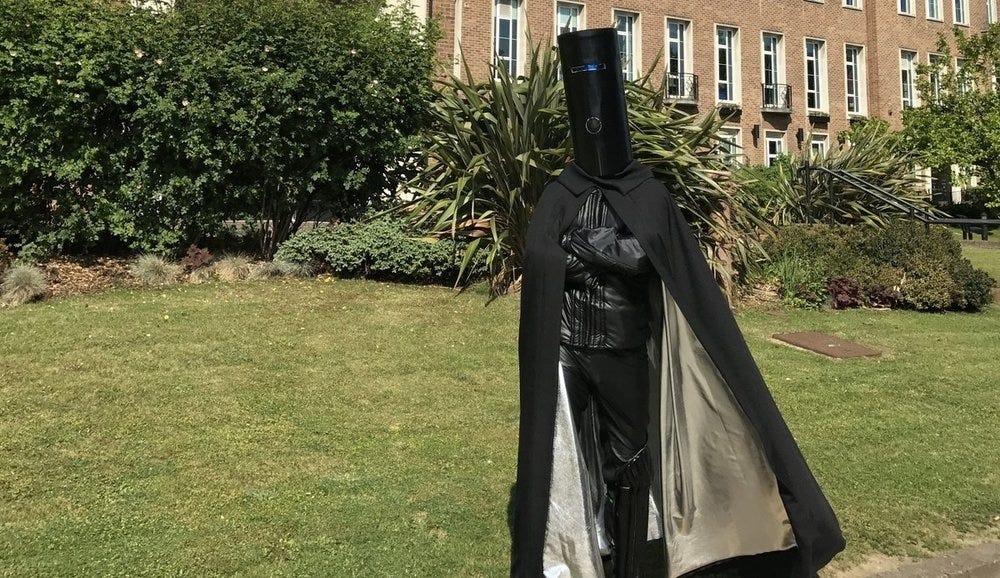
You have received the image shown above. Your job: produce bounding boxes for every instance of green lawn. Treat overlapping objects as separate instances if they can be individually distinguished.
[1,255,998,575]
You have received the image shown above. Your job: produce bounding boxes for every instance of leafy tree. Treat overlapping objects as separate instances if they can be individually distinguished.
[902,23,1000,205]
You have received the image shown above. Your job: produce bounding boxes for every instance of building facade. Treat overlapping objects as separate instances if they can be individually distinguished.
[423,0,995,165]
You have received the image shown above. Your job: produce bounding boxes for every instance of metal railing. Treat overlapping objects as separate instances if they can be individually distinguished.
[665,73,699,101]
[761,83,792,111]
[797,160,1000,239]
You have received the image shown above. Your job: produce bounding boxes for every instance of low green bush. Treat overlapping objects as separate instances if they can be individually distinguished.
[1,264,48,307]
[275,217,487,285]
[764,221,995,311]
[762,254,828,308]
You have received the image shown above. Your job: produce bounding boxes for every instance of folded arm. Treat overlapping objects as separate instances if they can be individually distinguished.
[560,226,651,277]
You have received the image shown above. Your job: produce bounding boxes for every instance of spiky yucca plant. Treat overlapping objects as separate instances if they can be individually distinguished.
[404,42,757,295]
[744,119,937,228]
[404,42,568,294]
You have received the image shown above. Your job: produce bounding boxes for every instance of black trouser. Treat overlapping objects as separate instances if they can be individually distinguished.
[559,343,651,578]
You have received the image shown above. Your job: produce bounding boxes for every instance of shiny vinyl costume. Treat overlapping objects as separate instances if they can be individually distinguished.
[559,188,653,576]
[511,27,843,578]
[510,161,846,578]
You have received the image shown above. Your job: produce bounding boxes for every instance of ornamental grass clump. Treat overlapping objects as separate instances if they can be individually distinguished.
[249,260,309,279]
[213,255,252,282]
[131,255,182,286]
[0,264,48,307]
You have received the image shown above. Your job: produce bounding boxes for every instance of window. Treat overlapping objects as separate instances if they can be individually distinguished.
[762,33,786,108]
[956,58,972,93]
[716,26,740,103]
[899,0,915,14]
[494,0,520,76]
[556,2,581,36]
[718,128,742,165]
[843,0,862,8]
[845,44,866,115]
[810,134,828,159]
[765,131,785,167]
[615,11,638,81]
[989,0,998,23]
[954,0,968,23]
[900,50,918,109]
[805,38,827,110]
[929,53,945,102]
[666,19,694,99]
[927,0,942,19]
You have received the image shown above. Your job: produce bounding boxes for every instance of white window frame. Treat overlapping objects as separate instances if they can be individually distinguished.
[929,53,945,103]
[899,0,915,15]
[493,0,523,77]
[804,38,828,112]
[718,127,743,165]
[843,0,862,9]
[555,1,583,38]
[665,18,694,99]
[953,0,969,24]
[927,0,943,19]
[956,57,972,93]
[761,32,786,108]
[809,133,829,159]
[844,44,867,116]
[765,131,785,167]
[614,10,640,82]
[900,50,918,109]
[715,25,741,104]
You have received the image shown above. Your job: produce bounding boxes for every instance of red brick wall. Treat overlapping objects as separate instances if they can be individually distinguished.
[427,0,990,164]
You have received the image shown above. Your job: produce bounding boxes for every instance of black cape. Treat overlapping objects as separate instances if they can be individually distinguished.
[510,160,845,577]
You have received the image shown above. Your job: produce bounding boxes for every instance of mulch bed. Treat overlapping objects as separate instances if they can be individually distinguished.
[38,257,139,299]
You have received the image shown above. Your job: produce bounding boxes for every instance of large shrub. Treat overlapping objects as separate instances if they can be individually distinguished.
[274,217,488,285]
[764,221,996,311]
[0,0,156,260]
[0,0,438,258]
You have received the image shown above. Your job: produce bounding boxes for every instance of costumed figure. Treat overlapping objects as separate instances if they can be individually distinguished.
[509,28,845,578]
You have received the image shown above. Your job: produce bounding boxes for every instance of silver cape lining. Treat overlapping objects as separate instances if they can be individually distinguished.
[541,282,796,577]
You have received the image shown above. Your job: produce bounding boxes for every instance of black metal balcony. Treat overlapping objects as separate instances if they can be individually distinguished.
[761,83,792,112]
[665,73,699,102]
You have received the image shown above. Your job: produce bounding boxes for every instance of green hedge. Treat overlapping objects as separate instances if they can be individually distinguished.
[274,218,488,285]
[0,0,437,259]
[763,221,996,311]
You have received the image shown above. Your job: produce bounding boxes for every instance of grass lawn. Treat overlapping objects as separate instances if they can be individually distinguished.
[1,250,998,575]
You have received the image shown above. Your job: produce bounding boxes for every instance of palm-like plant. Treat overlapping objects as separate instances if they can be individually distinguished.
[745,119,938,228]
[402,43,759,295]
[403,42,567,294]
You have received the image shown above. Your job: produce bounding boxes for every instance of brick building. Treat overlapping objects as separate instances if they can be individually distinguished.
[410,0,996,166]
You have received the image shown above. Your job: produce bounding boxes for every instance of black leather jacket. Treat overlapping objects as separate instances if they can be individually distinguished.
[560,188,652,349]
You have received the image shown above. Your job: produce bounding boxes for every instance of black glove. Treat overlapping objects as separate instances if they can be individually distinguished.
[565,227,651,277]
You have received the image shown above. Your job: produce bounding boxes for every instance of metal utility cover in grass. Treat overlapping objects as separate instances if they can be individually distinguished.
[773,331,881,359]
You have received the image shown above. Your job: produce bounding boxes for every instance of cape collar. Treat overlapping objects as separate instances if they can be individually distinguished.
[555,159,653,196]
